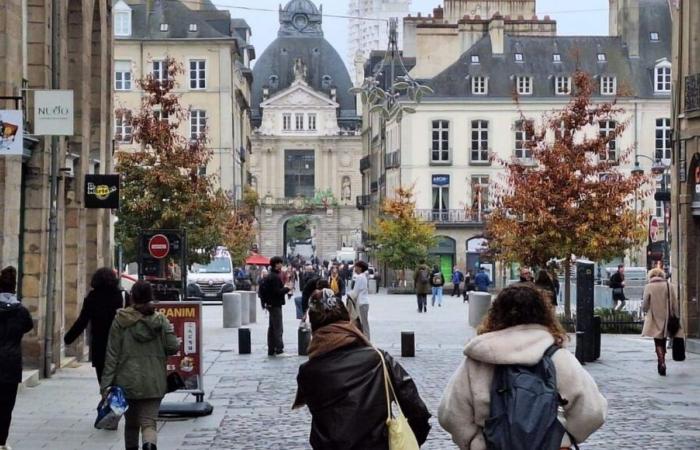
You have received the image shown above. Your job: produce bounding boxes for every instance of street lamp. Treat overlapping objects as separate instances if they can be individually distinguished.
[632,155,670,271]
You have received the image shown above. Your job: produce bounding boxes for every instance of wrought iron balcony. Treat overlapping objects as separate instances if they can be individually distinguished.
[385,151,400,169]
[415,209,489,225]
[360,155,371,172]
[356,195,370,210]
[685,73,700,113]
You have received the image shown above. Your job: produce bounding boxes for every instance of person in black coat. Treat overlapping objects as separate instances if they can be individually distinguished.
[64,267,126,383]
[534,269,558,306]
[259,256,292,356]
[294,289,431,449]
[0,266,33,449]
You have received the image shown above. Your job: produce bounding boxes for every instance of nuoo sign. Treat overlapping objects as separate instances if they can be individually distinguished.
[34,90,74,136]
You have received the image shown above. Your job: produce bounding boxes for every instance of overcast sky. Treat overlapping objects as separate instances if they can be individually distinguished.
[218,0,609,67]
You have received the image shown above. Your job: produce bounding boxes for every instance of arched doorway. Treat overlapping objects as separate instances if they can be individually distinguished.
[466,236,489,278]
[283,215,318,261]
[429,236,456,279]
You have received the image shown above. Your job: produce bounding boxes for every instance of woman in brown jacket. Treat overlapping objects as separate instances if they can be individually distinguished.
[642,268,683,376]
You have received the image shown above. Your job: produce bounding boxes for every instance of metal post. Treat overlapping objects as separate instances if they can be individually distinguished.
[662,172,670,272]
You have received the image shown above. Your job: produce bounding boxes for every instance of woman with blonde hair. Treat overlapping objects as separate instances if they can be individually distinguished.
[642,267,682,376]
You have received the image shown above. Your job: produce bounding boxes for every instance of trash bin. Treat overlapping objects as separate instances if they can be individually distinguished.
[468,292,492,328]
[222,292,242,328]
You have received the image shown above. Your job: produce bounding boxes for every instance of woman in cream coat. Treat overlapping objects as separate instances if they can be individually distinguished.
[642,268,683,376]
[438,284,607,450]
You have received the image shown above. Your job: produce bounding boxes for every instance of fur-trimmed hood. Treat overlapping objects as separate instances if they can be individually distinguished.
[464,324,555,366]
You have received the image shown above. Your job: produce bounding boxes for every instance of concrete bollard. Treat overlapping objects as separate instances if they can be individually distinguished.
[237,291,250,325]
[468,292,492,328]
[401,332,415,357]
[222,292,242,328]
[249,292,257,323]
[238,328,251,354]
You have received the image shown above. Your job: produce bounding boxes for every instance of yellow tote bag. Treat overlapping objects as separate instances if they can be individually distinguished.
[375,348,420,450]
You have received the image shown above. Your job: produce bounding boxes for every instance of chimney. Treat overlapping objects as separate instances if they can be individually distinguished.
[609,0,639,57]
[433,5,444,20]
[489,17,505,55]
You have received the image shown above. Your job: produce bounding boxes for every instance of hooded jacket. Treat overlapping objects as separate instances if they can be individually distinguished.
[438,325,607,450]
[100,307,179,399]
[0,293,34,384]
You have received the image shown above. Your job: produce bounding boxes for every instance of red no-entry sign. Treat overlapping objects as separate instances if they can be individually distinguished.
[148,234,170,259]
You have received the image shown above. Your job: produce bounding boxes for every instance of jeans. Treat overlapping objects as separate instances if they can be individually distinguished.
[267,306,284,354]
[294,296,304,320]
[124,398,161,448]
[0,383,18,445]
[416,294,427,312]
[431,287,443,306]
[359,304,370,340]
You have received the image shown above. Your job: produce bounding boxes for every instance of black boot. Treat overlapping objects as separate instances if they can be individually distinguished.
[142,444,157,450]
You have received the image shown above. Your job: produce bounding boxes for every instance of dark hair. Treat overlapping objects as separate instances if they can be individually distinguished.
[270,256,284,267]
[478,284,568,346]
[0,266,17,294]
[316,279,330,289]
[354,260,369,272]
[130,280,155,315]
[617,264,624,270]
[308,292,350,332]
[535,270,552,286]
[91,267,119,291]
[433,265,440,272]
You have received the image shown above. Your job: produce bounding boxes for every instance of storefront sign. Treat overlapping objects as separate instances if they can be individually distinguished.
[85,174,119,209]
[432,174,450,186]
[34,90,74,136]
[0,110,24,156]
[156,302,203,392]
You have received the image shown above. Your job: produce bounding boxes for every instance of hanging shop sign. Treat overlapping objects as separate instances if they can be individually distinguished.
[34,90,74,136]
[0,110,24,156]
[84,174,120,209]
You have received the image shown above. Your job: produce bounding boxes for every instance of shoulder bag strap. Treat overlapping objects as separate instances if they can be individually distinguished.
[374,347,403,420]
[666,281,673,319]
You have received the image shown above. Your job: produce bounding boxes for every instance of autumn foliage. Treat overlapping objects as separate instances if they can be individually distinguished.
[115,58,256,265]
[486,71,650,316]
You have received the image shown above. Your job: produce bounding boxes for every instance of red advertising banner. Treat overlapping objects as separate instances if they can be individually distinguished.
[156,302,203,392]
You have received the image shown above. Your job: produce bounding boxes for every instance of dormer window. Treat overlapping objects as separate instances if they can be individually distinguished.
[472,76,488,95]
[189,24,198,32]
[160,23,169,32]
[113,1,132,36]
[269,75,279,89]
[597,53,606,62]
[553,53,561,63]
[321,75,332,89]
[516,76,532,95]
[471,55,480,64]
[601,76,617,96]
[655,61,672,93]
[650,32,659,41]
[514,53,524,62]
[555,76,571,95]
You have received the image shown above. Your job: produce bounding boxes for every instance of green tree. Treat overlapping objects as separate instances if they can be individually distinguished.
[374,187,437,282]
[486,71,650,318]
[115,58,256,266]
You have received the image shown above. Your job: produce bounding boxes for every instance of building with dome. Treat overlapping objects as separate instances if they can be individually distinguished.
[249,0,363,261]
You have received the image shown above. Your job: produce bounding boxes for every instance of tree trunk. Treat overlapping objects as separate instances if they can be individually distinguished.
[564,259,572,320]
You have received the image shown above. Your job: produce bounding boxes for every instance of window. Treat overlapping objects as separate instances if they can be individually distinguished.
[283,113,291,131]
[152,60,167,82]
[601,76,617,95]
[472,76,487,95]
[432,175,449,220]
[655,118,671,161]
[514,120,533,159]
[295,113,304,130]
[655,173,670,218]
[114,11,131,36]
[597,53,607,62]
[599,120,617,160]
[115,113,132,143]
[285,150,315,197]
[514,53,524,62]
[471,55,480,64]
[516,76,532,95]
[431,120,450,163]
[471,120,489,163]
[189,60,206,89]
[655,63,671,93]
[153,110,169,123]
[471,175,489,213]
[308,113,317,131]
[160,23,169,32]
[114,60,132,90]
[555,76,571,95]
[650,32,659,41]
[189,24,198,32]
[190,110,206,140]
[553,53,561,63]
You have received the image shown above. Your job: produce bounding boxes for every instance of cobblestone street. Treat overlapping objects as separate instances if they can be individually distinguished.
[10,293,700,449]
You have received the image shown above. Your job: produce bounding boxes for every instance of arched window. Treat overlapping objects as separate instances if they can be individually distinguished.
[113,1,132,37]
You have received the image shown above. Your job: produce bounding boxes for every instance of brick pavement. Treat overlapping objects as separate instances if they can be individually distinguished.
[8,292,700,449]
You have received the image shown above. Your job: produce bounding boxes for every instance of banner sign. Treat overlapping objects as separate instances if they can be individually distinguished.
[0,110,24,156]
[432,174,450,186]
[34,90,74,135]
[85,174,120,209]
[156,302,203,392]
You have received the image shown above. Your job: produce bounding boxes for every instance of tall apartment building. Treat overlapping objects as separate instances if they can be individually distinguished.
[347,0,412,81]
[113,0,256,200]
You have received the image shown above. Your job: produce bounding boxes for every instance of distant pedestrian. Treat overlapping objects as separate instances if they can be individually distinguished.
[438,284,607,450]
[258,256,292,356]
[642,268,683,376]
[519,266,534,283]
[328,266,345,299]
[348,261,370,340]
[64,267,127,383]
[100,280,178,450]
[463,270,475,302]
[609,265,626,311]
[414,262,431,313]
[293,290,431,449]
[535,269,557,306]
[0,266,33,450]
[451,266,464,297]
[431,265,445,307]
[474,267,491,292]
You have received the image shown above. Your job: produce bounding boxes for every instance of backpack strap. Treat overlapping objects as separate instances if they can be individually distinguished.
[543,343,560,359]
[543,344,581,450]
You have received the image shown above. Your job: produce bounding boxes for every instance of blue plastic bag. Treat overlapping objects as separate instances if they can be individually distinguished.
[94,386,129,430]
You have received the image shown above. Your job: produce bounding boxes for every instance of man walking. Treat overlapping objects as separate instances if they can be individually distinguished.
[414,262,431,313]
[259,256,292,356]
[474,267,491,292]
[451,266,464,297]
[430,266,445,307]
[609,264,626,312]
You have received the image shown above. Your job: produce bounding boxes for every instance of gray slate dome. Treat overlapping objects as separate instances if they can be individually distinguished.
[251,0,358,129]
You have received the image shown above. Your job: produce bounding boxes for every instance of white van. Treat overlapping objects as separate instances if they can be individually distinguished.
[187,247,236,300]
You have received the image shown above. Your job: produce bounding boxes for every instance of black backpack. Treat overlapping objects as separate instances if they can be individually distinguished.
[483,345,577,450]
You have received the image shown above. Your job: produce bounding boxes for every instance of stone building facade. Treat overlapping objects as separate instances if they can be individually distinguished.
[250,0,363,260]
[0,0,114,373]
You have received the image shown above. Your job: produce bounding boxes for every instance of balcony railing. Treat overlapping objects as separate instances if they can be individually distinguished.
[385,151,400,169]
[685,73,700,113]
[370,181,378,193]
[415,209,489,224]
[356,195,370,210]
[360,155,371,172]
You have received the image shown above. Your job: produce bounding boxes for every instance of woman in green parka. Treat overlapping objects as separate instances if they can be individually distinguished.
[100,281,178,450]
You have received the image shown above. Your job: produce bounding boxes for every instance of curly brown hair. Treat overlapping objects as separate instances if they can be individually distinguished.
[477,283,568,346]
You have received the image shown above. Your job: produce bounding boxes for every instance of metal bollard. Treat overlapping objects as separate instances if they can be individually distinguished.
[298,326,311,356]
[238,328,251,354]
[222,292,242,328]
[238,291,250,325]
[401,332,415,357]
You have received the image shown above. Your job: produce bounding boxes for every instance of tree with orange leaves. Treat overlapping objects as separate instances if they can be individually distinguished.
[115,58,255,265]
[486,71,650,318]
